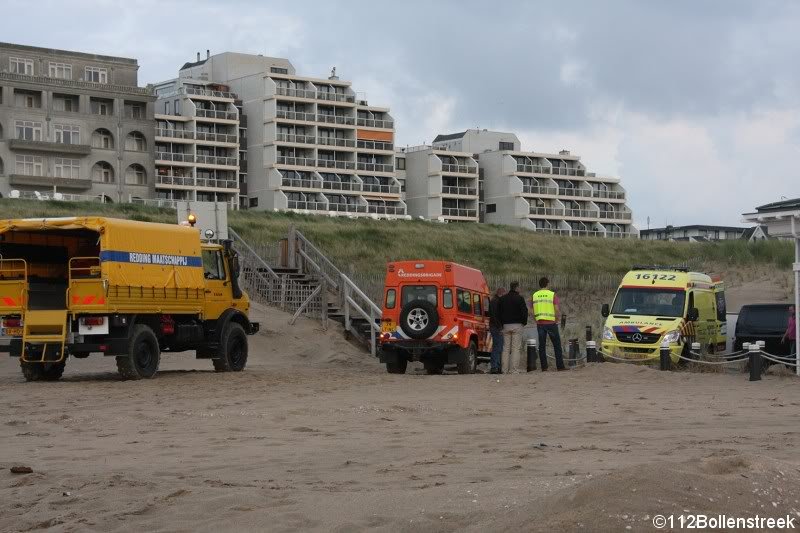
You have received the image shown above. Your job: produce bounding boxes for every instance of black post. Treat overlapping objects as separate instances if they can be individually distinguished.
[585,326,592,342]
[586,341,597,363]
[749,343,762,382]
[659,342,671,371]
[568,339,578,368]
[526,339,537,372]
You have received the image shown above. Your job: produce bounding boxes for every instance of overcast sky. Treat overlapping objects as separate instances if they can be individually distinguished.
[4,0,799,228]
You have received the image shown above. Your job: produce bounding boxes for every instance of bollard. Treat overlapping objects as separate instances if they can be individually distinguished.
[526,338,538,372]
[568,339,578,368]
[756,340,766,350]
[585,326,593,342]
[586,340,597,363]
[660,341,671,371]
[749,343,762,381]
[561,314,567,329]
[691,342,702,361]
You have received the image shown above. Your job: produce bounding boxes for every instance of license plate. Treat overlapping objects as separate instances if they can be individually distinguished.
[2,327,22,337]
[381,321,395,333]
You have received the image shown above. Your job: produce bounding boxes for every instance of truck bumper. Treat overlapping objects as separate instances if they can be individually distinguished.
[380,341,462,362]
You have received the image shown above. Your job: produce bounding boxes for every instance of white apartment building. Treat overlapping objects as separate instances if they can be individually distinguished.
[152,76,240,209]
[399,145,480,221]
[432,130,636,237]
[180,52,406,218]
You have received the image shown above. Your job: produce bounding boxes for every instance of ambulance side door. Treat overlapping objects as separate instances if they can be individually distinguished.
[202,248,232,320]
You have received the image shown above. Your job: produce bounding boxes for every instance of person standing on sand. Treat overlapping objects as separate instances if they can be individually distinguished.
[782,305,796,356]
[498,282,528,374]
[488,287,506,374]
[533,277,566,371]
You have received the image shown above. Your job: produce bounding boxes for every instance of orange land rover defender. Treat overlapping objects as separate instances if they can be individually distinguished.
[378,260,492,375]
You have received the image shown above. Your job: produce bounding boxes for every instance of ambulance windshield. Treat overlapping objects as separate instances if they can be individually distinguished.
[611,288,685,317]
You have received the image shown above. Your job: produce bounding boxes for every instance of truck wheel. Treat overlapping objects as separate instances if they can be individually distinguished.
[116,324,160,379]
[213,323,248,372]
[20,361,66,382]
[386,358,408,374]
[424,361,445,375]
[457,341,478,375]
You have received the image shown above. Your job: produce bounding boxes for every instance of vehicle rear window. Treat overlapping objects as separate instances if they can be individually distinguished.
[442,289,453,309]
[739,307,789,334]
[473,294,483,316]
[401,285,437,306]
[457,289,472,313]
[385,289,396,309]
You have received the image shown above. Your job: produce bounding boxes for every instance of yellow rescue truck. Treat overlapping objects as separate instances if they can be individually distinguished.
[0,217,259,381]
[601,266,726,363]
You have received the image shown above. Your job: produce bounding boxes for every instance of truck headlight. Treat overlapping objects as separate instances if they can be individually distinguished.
[602,327,614,340]
[662,329,681,344]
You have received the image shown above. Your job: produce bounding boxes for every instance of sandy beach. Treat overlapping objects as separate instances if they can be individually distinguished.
[2,306,799,532]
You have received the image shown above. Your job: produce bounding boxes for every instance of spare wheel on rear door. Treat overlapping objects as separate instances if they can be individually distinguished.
[399,299,439,339]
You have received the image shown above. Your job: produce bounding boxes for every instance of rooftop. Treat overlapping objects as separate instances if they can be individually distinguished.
[0,41,138,66]
[754,197,800,213]
[641,224,750,234]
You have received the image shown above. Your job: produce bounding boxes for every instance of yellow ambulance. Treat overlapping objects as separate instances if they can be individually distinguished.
[601,266,726,363]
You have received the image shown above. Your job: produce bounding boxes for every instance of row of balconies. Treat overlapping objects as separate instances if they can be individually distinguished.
[521,183,625,200]
[155,152,238,167]
[281,176,401,195]
[274,110,394,129]
[441,185,477,196]
[286,199,405,215]
[195,109,238,121]
[528,204,633,221]
[156,128,238,144]
[155,174,239,190]
[442,207,478,218]
[274,134,393,151]
[441,163,478,174]
[516,163,585,177]
[275,156,393,172]
[276,86,356,104]
[184,86,236,99]
[531,227,632,238]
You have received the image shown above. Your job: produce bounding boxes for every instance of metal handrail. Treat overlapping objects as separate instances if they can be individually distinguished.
[229,228,279,281]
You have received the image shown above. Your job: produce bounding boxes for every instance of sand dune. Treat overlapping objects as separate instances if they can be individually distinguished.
[1,306,799,532]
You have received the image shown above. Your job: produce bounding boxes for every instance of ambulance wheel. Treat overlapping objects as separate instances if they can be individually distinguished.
[385,357,408,374]
[20,360,65,382]
[424,360,445,375]
[117,325,160,379]
[456,341,478,374]
[213,323,248,372]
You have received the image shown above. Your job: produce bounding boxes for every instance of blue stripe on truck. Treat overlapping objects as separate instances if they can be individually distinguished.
[99,250,203,267]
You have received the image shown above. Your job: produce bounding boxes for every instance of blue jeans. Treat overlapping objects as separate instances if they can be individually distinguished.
[490,329,504,371]
[538,323,565,370]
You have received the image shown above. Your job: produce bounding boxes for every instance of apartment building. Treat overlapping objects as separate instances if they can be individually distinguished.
[152,75,241,208]
[399,145,480,221]
[0,42,155,202]
[640,224,768,242]
[431,130,636,237]
[180,52,406,218]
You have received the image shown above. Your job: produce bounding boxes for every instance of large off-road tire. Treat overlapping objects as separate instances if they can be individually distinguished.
[399,300,439,340]
[20,360,66,382]
[386,357,408,374]
[424,360,445,375]
[213,322,248,372]
[116,324,160,379]
[456,340,478,375]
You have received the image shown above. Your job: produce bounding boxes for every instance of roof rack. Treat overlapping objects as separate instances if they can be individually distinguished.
[631,265,690,272]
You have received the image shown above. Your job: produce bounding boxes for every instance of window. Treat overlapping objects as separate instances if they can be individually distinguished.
[15,155,43,176]
[611,288,686,318]
[499,141,514,151]
[456,289,472,314]
[10,57,33,75]
[85,66,107,83]
[385,289,396,309]
[15,120,42,141]
[473,293,483,316]
[396,157,406,170]
[54,124,80,144]
[125,131,146,151]
[400,285,437,306]
[442,288,453,309]
[164,101,171,114]
[249,197,259,208]
[49,62,72,79]
[53,93,79,112]
[270,66,288,74]
[90,98,112,115]
[92,129,113,149]
[202,249,226,280]
[92,161,114,183]
[15,89,41,108]
[124,101,145,119]
[125,164,146,185]
[54,158,80,179]
[486,203,497,214]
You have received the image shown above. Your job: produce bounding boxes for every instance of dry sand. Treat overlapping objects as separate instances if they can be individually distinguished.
[2,305,800,532]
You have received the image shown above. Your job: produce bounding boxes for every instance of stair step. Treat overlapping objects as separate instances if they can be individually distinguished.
[23,334,66,343]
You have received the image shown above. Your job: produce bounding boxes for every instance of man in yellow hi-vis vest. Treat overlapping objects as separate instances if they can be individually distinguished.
[532,277,566,371]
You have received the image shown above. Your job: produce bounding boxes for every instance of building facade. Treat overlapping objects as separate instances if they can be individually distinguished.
[180,52,406,218]
[427,130,636,237]
[640,224,767,242]
[399,145,480,221]
[0,42,155,202]
[152,76,241,209]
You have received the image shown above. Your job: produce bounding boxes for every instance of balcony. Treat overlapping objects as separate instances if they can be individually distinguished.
[0,71,152,96]
[317,137,356,148]
[131,198,179,209]
[598,210,633,221]
[557,187,593,198]
[195,109,237,121]
[276,156,316,167]
[276,110,316,122]
[195,131,238,144]
[534,227,572,236]
[316,114,355,126]
[196,155,238,167]
[441,163,477,174]
[316,91,355,103]
[156,128,195,140]
[362,183,401,194]
[356,118,394,129]
[322,180,363,192]
[9,174,91,190]
[356,140,393,151]
[281,177,323,189]
[288,200,327,211]
[442,207,477,218]
[516,164,552,174]
[185,87,236,99]
[563,208,599,218]
[367,205,405,215]
[276,133,316,145]
[276,86,316,99]
[356,162,393,173]
[592,189,626,200]
[530,206,566,217]
[196,177,238,189]
[156,175,238,190]
[318,159,356,170]
[156,152,195,163]
[8,139,91,155]
[551,167,586,177]
[329,203,367,213]
[441,185,477,196]
[522,184,558,196]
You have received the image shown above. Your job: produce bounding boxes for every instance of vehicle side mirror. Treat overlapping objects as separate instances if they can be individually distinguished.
[601,304,610,318]
[687,307,699,322]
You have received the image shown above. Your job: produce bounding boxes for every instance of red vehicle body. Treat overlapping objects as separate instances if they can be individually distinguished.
[378,260,491,374]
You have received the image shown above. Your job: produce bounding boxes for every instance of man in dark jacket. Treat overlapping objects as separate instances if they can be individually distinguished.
[498,281,528,373]
[488,287,506,374]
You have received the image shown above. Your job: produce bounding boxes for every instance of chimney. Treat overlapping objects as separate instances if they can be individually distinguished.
[559,149,570,155]
[196,52,200,62]
[206,49,210,60]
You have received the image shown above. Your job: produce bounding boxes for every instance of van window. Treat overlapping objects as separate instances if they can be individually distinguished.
[202,249,225,280]
[442,288,453,309]
[401,285,437,306]
[473,293,483,316]
[687,292,695,317]
[457,289,472,313]
[385,289,396,309]
[610,288,685,317]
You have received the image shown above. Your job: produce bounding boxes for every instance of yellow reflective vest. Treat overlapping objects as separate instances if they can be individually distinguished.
[532,289,556,322]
